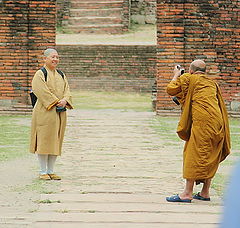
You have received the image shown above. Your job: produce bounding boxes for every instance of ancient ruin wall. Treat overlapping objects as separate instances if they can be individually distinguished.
[131,0,156,24]
[156,0,240,114]
[0,0,56,112]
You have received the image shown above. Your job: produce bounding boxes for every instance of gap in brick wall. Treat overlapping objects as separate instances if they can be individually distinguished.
[56,24,157,95]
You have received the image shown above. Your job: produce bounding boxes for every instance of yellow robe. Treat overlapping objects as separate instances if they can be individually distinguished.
[30,66,73,156]
[167,73,230,181]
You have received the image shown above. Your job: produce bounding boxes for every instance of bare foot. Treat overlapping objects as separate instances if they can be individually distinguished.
[199,192,210,199]
[179,193,193,200]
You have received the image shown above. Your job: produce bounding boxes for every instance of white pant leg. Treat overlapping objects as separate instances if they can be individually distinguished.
[37,154,48,175]
[47,155,57,174]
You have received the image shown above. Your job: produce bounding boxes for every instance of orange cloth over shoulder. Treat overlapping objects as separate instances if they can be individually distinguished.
[167,73,230,181]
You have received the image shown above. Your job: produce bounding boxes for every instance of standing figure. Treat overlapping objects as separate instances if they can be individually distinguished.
[166,60,230,202]
[30,48,73,180]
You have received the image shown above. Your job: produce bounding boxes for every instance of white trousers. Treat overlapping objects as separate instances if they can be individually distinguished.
[37,154,57,175]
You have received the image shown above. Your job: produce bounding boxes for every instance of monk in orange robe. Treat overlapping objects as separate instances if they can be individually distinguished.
[166,60,230,203]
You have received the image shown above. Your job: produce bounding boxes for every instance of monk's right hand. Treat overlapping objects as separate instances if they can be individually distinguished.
[172,65,182,81]
[173,65,183,77]
[57,99,67,107]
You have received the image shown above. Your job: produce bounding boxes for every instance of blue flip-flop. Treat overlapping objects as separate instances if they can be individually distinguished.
[166,194,192,203]
[193,192,210,201]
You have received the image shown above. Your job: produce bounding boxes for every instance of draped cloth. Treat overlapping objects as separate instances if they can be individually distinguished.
[167,73,230,182]
[30,66,73,156]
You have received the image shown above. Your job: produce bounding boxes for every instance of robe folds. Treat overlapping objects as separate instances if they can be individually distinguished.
[167,73,230,181]
[30,66,73,156]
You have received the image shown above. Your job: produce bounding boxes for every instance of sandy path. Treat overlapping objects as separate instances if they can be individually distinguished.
[0,109,223,227]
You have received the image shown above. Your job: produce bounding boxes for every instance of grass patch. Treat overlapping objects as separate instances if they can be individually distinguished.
[57,209,69,213]
[13,178,60,194]
[72,91,152,112]
[37,199,61,204]
[0,116,30,161]
[229,118,240,152]
[88,210,96,213]
[150,116,180,143]
[212,173,229,197]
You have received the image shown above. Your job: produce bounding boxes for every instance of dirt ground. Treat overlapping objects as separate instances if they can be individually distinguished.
[0,108,229,228]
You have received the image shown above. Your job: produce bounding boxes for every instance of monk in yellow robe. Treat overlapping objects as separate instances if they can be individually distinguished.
[166,60,230,203]
[30,48,73,180]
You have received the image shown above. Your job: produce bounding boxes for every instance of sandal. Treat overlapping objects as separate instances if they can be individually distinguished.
[166,194,191,203]
[193,192,210,201]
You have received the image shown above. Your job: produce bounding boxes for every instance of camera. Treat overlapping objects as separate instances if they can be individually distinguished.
[172,96,180,105]
[56,106,66,112]
[172,65,185,105]
[177,65,185,75]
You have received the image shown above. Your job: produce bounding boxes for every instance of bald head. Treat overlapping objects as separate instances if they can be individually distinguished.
[43,48,59,70]
[44,48,58,57]
[190,60,206,74]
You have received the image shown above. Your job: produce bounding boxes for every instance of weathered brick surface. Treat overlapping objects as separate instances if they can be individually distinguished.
[57,0,129,34]
[56,0,71,28]
[57,45,156,92]
[1,0,239,115]
[0,0,56,113]
[156,0,240,114]
[131,0,156,24]
[57,0,155,32]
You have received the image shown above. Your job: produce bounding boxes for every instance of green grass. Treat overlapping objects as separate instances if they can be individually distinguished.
[229,118,240,153]
[36,199,61,204]
[212,173,229,197]
[72,91,152,112]
[150,116,181,143]
[12,177,60,195]
[0,116,30,161]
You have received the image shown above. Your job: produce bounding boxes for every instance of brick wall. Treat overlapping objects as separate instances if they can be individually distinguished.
[56,0,70,29]
[122,0,131,31]
[156,0,240,115]
[56,0,130,34]
[56,0,155,31]
[56,45,156,92]
[131,0,156,24]
[0,0,56,114]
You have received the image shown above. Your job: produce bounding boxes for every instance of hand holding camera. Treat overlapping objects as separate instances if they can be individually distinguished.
[173,65,185,78]
[172,65,185,105]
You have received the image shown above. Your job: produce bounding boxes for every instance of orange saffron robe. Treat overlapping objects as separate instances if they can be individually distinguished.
[167,73,230,181]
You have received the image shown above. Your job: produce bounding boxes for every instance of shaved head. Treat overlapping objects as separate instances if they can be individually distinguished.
[44,48,58,57]
[43,48,59,70]
[190,60,206,73]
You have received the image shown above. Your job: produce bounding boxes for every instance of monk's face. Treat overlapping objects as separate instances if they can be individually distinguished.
[44,51,59,70]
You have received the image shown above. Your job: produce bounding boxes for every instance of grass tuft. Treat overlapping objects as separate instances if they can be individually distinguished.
[0,116,30,162]
[72,91,152,112]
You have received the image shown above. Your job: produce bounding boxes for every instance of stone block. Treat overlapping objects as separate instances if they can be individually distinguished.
[131,15,146,24]
[145,15,156,24]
